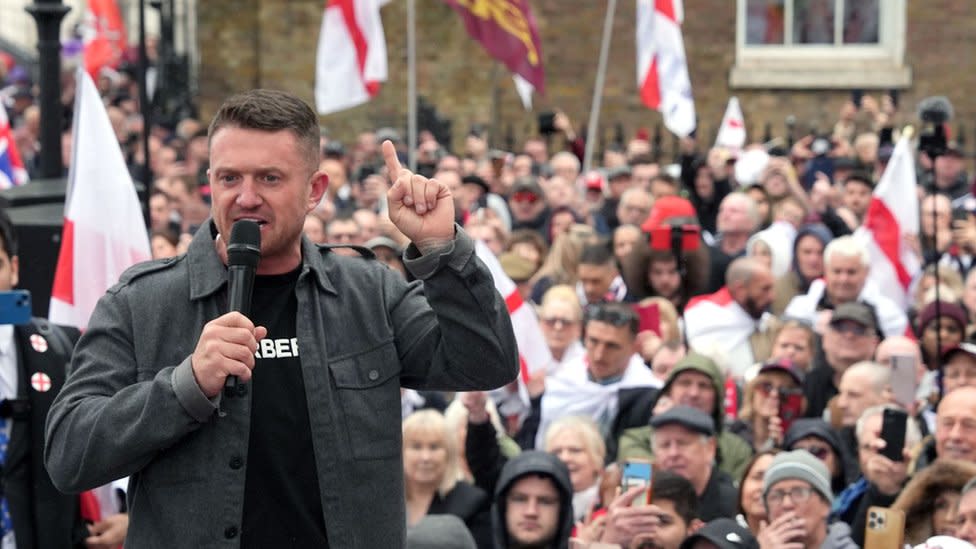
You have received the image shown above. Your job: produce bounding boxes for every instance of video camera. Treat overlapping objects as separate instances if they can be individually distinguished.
[648,224,701,254]
[917,96,953,158]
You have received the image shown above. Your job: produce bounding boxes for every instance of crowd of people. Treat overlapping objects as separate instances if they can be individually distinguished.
[5,59,976,548]
[377,95,976,549]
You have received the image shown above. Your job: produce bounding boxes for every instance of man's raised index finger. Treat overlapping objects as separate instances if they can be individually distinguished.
[381,140,404,178]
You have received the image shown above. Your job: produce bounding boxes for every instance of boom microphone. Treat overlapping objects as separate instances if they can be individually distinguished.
[916,96,954,125]
[224,220,261,396]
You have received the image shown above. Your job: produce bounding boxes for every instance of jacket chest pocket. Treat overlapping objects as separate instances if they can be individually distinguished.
[328,341,402,459]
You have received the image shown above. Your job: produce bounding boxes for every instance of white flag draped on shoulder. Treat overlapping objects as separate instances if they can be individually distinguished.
[854,135,920,309]
[474,241,551,430]
[715,96,746,152]
[315,0,389,115]
[636,0,696,137]
[49,68,151,329]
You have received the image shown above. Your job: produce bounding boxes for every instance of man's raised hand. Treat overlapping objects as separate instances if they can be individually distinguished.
[382,140,455,254]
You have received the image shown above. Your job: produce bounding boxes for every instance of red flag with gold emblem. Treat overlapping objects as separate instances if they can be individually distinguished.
[441,0,545,95]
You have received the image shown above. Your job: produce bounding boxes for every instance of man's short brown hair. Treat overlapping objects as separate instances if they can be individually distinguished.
[208,89,320,171]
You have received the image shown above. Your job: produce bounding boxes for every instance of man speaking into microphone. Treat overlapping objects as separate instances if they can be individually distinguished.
[44,89,518,548]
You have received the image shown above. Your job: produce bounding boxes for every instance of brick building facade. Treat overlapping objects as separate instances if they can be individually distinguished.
[197,1,975,162]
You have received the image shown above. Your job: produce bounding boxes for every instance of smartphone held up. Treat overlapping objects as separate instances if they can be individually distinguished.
[621,460,653,507]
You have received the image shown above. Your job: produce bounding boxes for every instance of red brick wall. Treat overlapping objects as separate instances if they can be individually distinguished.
[196,0,976,166]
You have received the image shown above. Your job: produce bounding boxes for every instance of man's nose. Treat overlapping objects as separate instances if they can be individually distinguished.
[237,179,262,208]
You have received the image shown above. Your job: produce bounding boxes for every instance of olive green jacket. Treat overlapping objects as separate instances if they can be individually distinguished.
[616,426,754,481]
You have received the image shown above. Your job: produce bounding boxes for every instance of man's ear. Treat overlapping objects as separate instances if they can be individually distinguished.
[308,170,329,211]
[727,279,744,301]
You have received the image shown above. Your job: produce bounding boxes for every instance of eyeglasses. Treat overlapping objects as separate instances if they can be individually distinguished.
[756,382,801,399]
[766,486,815,506]
[793,444,831,460]
[511,191,540,204]
[541,316,577,329]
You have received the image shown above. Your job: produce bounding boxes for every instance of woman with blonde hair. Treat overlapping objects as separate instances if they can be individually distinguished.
[462,396,606,523]
[529,224,596,304]
[538,285,585,374]
[729,359,806,450]
[402,410,491,547]
[543,415,607,522]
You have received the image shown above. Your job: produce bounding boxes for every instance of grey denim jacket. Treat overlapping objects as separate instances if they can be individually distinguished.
[44,222,518,548]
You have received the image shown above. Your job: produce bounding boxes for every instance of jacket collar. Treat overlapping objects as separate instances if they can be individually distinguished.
[187,219,337,301]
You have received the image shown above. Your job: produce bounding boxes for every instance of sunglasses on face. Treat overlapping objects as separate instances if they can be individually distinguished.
[756,382,801,399]
[830,321,873,337]
[794,445,831,460]
[512,191,540,204]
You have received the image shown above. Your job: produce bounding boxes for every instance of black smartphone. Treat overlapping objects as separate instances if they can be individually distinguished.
[879,408,907,462]
[889,89,899,109]
[538,112,556,135]
[851,89,864,109]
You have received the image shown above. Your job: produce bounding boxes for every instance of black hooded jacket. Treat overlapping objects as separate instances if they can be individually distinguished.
[491,451,574,549]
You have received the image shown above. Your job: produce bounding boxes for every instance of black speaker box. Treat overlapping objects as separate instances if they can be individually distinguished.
[6,203,64,319]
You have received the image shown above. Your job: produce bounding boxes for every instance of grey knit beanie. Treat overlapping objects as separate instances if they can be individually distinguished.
[762,450,833,506]
[406,515,477,549]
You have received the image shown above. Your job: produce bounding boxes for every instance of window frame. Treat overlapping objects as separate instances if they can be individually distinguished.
[729,0,911,89]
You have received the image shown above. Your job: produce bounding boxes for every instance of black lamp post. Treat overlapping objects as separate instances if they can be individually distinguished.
[25,0,71,180]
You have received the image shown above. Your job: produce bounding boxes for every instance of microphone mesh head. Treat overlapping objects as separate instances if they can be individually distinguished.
[227,220,261,268]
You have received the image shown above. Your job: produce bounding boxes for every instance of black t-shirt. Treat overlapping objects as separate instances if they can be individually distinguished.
[241,268,328,548]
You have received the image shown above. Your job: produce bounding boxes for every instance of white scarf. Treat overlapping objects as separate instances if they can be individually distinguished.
[536,354,660,449]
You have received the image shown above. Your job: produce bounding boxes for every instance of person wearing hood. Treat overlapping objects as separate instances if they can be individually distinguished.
[891,459,976,546]
[782,419,857,497]
[758,450,858,549]
[491,451,574,549]
[617,353,755,480]
[746,230,792,280]
[771,224,831,316]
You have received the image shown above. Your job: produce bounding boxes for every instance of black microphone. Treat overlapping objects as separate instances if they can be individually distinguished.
[224,220,261,397]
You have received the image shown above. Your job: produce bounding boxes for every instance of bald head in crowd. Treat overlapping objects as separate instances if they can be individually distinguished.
[616,188,654,227]
[550,151,581,183]
[836,361,891,427]
[726,257,775,320]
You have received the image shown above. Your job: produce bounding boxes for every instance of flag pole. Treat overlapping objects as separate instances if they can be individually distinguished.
[138,0,152,201]
[582,0,618,175]
[406,0,417,171]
